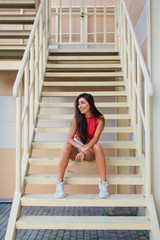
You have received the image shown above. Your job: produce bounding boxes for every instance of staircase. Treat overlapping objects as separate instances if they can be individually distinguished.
[0,0,39,70]
[5,49,153,238]
[5,0,160,239]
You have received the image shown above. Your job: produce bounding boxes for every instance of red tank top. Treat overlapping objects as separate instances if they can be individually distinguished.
[76,116,98,140]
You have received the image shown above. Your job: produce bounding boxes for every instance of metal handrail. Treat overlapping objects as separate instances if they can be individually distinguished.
[13,0,44,98]
[121,0,153,96]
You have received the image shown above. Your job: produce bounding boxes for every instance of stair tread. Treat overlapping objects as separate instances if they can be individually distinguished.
[39,102,129,108]
[21,194,146,207]
[31,141,136,149]
[25,174,142,185]
[34,126,133,133]
[48,55,120,61]
[0,30,30,39]
[49,48,119,53]
[43,81,125,86]
[16,216,150,230]
[0,0,35,8]
[37,114,131,120]
[45,72,123,77]
[29,157,139,166]
[41,91,127,97]
[0,14,35,24]
[46,63,122,69]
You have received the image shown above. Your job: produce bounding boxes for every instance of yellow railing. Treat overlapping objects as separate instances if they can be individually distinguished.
[13,0,50,193]
[118,0,153,195]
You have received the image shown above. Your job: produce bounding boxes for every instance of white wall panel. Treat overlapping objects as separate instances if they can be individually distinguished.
[134,2,147,47]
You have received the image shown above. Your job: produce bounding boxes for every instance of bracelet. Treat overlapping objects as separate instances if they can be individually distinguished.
[79,145,82,150]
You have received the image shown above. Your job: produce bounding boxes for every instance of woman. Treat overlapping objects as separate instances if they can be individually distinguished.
[55,93,109,198]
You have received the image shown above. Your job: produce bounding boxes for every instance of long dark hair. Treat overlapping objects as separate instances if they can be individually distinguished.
[75,93,104,144]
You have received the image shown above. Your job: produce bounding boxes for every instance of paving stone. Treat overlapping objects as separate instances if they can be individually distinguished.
[0,204,150,240]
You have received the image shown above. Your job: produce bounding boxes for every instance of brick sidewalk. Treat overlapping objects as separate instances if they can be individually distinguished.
[0,204,149,240]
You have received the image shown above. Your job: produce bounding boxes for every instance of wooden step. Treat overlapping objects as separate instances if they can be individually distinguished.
[16,216,150,230]
[0,44,26,59]
[48,55,121,61]
[37,114,131,120]
[0,15,35,24]
[49,48,119,54]
[0,60,21,70]
[31,141,136,149]
[21,194,146,207]
[34,127,133,133]
[41,91,127,97]
[28,157,139,167]
[39,102,129,108]
[45,72,123,78]
[0,0,35,8]
[43,81,125,87]
[46,63,122,70]
[24,174,142,185]
[0,30,30,39]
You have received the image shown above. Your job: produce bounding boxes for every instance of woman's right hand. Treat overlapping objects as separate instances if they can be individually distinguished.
[75,152,84,162]
[80,145,92,155]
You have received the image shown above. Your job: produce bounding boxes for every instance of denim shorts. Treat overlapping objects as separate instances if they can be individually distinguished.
[73,136,86,153]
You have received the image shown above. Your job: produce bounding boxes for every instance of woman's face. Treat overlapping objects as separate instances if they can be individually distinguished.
[78,97,91,116]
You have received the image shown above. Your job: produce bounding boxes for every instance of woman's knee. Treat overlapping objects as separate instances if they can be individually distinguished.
[62,142,72,152]
[92,143,103,153]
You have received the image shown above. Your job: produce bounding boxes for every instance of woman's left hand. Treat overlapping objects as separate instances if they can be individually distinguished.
[80,145,92,155]
[75,152,85,162]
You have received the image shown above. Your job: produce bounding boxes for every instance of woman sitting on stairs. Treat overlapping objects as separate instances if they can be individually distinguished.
[55,93,109,199]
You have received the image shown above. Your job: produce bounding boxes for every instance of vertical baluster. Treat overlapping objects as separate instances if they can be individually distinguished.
[24,60,29,155]
[69,0,72,43]
[35,26,39,104]
[120,1,124,64]
[16,83,22,193]
[104,0,106,44]
[145,86,151,195]
[132,42,137,130]
[137,58,142,156]
[114,0,117,47]
[30,43,35,129]
[43,1,47,65]
[60,0,62,44]
[94,0,96,44]
[39,12,43,86]
[123,11,127,81]
[48,0,51,43]
[84,4,88,48]
[128,28,132,102]
[80,0,84,44]
[56,7,58,46]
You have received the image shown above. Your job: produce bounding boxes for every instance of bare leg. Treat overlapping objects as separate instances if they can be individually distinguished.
[57,143,78,182]
[92,143,106,182]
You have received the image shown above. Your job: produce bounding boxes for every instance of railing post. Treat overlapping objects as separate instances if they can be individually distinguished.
[48,0,51,44]
[30,43,35,129]
[137,59,143,156]
[39,12,43,85]
[35,26,39,104]
[127,28,132,102]
[24,60,30,155]
[115,0,118,48]
[16,83,22,193]
[145,87,152,195]
[131,43,137,125]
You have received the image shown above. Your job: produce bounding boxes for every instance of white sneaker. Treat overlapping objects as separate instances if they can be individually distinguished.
[55,181,66,198]
[98,181,109,198]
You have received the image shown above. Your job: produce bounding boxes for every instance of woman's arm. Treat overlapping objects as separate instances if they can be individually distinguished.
[67,117,83,149]
[88,117,104,148]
